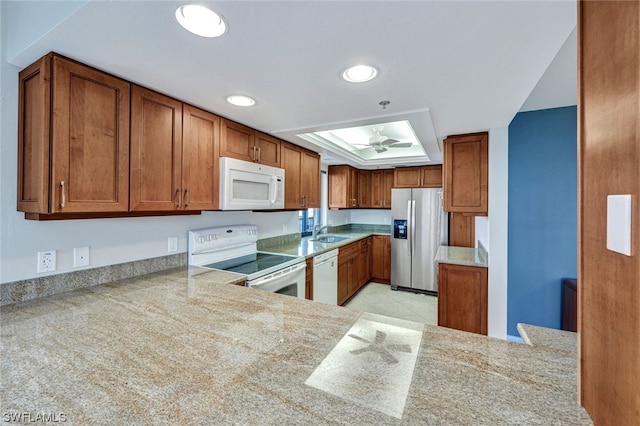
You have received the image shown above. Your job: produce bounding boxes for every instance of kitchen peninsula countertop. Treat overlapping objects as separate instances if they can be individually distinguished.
[435,245,488,268]
[1,268,591,424]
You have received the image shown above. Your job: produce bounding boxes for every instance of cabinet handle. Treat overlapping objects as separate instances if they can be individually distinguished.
[184,188,190,208]
[176,188,181,208]
[250,146,255,161]
[60,181,66,209]
[257,147,261,162]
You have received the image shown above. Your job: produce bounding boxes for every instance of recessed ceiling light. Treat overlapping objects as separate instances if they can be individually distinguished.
[226,95,256,107]
[175,5,227,38]
[342,65,379,83]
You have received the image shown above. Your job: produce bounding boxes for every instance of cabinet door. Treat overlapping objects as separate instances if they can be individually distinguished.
[18,55,52,213]
[328,165,349,208]
[358,170,372,208]
[337,256,350,305]
[449,213,475,247]
[51,56,130,213]
[348,167,359,207]
[443,133,488,214]
[421,165,443,187]
[394,167,422,188]
[254,132,281,167]
[130,86,182,211]
[371,171,384,208]
[358,238,371,287]
[383,170,394,208]
[437,263,488,335]
[301,150,320,208]
[182,105,219,210]
[220,119,255,162]
[305,258,314,300]
[372,235,391,283]
[281,143,302,209]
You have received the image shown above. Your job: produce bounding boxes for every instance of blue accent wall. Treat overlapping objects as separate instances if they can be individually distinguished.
[507,106,577,336]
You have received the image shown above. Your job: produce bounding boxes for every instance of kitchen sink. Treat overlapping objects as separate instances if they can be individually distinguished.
[311,235,350,243]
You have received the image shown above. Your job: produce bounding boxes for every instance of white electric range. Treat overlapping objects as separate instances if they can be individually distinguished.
[188,225,306,298]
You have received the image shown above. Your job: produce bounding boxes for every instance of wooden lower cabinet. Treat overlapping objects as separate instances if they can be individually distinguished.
[437,263,488,335]
[337,241,362,305]
[358,237,372,287]
[305,258,313,300]
[371,235,391,284]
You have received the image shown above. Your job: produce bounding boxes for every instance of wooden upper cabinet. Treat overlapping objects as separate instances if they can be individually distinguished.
[443,132,488,214]
[219,119,254,162]
[130,85,183,211]
[18,53,130,214]
[394,165,442,188]
[281,142,320,209]
[182,105,220,210]
[301,150,320,208]
[254,132,281,168]
[449,212,475,248]
[282,143,302,209]
[220,119,281,167]
[371,170,393,208]
[328,165,359,208]
[358,170,372,208]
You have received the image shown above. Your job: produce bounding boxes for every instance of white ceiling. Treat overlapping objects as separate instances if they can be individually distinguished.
[4,0,577,168]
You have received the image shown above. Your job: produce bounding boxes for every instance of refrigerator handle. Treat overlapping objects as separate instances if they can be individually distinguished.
[411,200,416,255]
[407,199,412,255]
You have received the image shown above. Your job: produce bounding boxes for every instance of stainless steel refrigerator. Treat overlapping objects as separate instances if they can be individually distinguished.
[391,188,448,294]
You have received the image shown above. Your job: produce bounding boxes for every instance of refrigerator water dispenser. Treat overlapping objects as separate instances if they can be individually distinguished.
[393,220,408,239]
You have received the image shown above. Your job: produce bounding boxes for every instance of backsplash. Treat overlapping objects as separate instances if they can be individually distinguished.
[0,253,186,307]
[331,223,391,234]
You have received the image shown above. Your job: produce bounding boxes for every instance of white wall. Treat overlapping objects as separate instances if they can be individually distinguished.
[349,209,391,225]
[487,127,509,339]
[0,39,298,284]
[475,216,489,249]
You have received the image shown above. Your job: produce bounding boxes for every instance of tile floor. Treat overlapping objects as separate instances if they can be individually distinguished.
[344,282,438,325]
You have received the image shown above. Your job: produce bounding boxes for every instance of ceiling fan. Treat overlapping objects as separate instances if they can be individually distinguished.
[354,126,414,153]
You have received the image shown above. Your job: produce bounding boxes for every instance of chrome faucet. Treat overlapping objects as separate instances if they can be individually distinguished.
[312,224,331,239]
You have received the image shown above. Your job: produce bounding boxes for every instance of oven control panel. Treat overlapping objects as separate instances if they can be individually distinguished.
[189,225,258,254]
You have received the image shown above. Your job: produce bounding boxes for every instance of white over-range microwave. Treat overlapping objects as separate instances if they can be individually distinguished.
[219,157,285,210]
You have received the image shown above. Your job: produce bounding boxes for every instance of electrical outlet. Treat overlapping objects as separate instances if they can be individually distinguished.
[73,247,90,268]
[168,237,178,253]
[37,251,56,273]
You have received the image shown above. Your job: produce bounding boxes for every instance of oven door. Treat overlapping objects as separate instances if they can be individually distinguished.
[246,262,306,298]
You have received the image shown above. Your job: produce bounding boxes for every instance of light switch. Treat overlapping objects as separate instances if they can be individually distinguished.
[607,195,632,256]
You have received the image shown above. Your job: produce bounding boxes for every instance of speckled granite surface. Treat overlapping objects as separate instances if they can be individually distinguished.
[435,245,488,267]
[0,253,187,307]
[518,323,577,355]
[1,268,591,424]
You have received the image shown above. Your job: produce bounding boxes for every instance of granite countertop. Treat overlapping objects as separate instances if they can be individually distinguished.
[263,231,385,259]
[1,268,591,424]
[518,323,577,355]
[435,245,488,268]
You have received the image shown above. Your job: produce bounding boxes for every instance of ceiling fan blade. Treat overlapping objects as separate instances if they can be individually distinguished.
[388,142,413,148]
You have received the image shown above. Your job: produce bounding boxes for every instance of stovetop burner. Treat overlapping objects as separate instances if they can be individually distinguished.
[204,252,301,276]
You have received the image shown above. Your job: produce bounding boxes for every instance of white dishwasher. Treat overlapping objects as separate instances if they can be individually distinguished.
[313,249,338,305]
